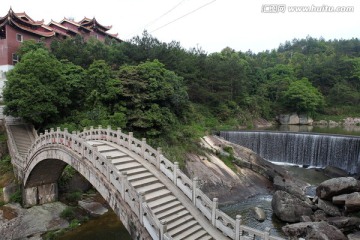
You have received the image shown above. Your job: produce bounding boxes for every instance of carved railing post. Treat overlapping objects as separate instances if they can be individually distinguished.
[138,191,145,224]
[116,128,122,145]
[192,177,199,205]
[141,138,146,158]
[173,162,179,184]
[160,220,167,240]
[128,132,133,150]
[235,215,242,240]
[44,130,49,144]
[56,127,61,144]
[212,198,218,226]
[264,227,270,240]
[107,125,111,141]
[90,126,94,140]
[120,172,127,199]
[156,147,162,169]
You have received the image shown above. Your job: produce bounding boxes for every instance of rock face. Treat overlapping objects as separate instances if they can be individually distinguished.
[0,202,68,239]
[278,113,313,125]
[282,221,347,240]
[78,200,108,217]
[271,190,313,222]
[316,177,360,200]
[345,192,360,212]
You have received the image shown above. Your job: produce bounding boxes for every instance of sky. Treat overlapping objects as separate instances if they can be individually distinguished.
[2,0,360,53]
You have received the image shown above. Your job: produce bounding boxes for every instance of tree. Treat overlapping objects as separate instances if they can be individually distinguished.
[118,60,189,136]
[283,78,325,114]
[3,49,71,127]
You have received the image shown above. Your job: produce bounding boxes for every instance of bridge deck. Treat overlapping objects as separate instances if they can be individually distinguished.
[88,140,225,240]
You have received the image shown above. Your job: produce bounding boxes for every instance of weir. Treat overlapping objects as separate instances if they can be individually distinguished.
[220,131,360,174]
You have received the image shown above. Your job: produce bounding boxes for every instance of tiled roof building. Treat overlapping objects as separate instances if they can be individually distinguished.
[0,8,121,72]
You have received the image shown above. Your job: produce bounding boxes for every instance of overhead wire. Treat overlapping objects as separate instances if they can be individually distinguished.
[144,0,187,29]
[150,0,216,33]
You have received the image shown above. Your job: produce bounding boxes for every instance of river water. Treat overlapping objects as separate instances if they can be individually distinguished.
[56,125,359,239]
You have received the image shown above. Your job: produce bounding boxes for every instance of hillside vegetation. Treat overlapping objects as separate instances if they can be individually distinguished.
[3,33,360,164]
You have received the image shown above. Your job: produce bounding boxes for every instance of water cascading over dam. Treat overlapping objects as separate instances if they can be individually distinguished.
[220,131,360,174]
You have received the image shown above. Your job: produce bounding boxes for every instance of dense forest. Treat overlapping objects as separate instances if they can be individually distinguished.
[3,33,360,162]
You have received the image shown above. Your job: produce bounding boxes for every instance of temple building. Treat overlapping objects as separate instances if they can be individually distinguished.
[0,8,121,74]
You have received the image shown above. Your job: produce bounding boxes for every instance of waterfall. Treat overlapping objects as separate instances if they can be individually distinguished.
[220,131,360,174]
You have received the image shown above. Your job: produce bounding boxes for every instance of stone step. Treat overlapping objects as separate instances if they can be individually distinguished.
[124,167,148,176]
[162,210,191,226]
[87,141,107,147]
[156,205,185,220]
[145,189,172,202]
[135,182,165,194]
[183,229,208,240]
[147,195,177,209]
[131,177,159,188]
[167,219,197,235]
[127,172,153,182]
[111,156,134,165]
[172,224,203,240]
[196,235,213,240]
[152,200,181,215]
[97,145,117,152]
[115,162,142,171]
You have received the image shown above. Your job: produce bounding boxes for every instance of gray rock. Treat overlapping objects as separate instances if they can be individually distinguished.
[282,221,347,240]
[316,177,360,200]
[327,216,360,232]
[0,202,68,239]
[78,200,108,217]
[345,192,360,212]
[252,206,266,222]
[317,199,341,216]
[348,231,360,240]
[271,190,313,223]
[300,215,312,222]
[2,183,19,203]
[312,209,327,222]
[333,194,348,205]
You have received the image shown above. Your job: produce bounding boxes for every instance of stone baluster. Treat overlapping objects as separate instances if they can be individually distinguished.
[264,227,270,240]
[141,138,146,158]
[173,162,179,184]
[235,215,242,240]
[160,220,167,240]
[120,172,127,199]
[212,198,218,226]
[90,126,94,140]
[56,127,61,144]
[107,125,111,141]
[156,147,162,169]
[128,132,133,151]
[192,177,199,205]
[138,192,145,224]
[44,130,49,144]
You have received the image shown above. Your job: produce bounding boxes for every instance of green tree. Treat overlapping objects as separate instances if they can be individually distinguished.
[118,60,189,136]
[3,49,71,127]
[283,78,325,114]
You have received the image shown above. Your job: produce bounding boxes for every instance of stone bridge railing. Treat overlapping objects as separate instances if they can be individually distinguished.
[22,125,283,240]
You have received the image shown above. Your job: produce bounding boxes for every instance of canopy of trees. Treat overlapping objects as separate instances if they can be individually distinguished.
[4,35,360,137]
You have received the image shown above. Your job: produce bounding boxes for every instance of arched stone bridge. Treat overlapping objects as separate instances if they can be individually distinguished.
[5,121,283,240]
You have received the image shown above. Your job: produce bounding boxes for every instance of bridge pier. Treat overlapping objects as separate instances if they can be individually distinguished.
[23,183,58,207]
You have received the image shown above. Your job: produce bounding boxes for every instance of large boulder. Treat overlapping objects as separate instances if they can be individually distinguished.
[327,217,360,233]
[317,199,341,217]
[316,177,360,200]
[282,221,347,240]
[345,192,360,212]
[271,190,313,222]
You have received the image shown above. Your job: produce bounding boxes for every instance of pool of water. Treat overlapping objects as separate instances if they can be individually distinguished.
[56,211,131,240]
[221,194,286,238]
